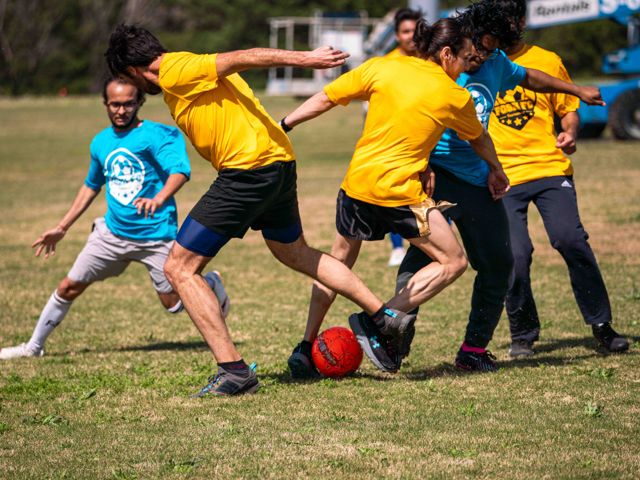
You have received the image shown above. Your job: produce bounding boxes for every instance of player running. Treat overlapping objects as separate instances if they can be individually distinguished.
[395,0,606,372]
[283,17,509,377]
[0,77,228,360]
[105,25,409,396]
[489,0,629,356]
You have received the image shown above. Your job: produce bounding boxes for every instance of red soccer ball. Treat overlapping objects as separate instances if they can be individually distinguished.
[312,326,363,378]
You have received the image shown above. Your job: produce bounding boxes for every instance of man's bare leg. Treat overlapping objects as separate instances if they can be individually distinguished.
[302,233,362,342]
[386,210,467,312]
[264,234,382,315]
[163,243,240,363]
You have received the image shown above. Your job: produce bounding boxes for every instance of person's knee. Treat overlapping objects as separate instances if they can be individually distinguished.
[451,254,468,280]
[57,278,86,301]
[550,229,588,254]
[163,254,192,288]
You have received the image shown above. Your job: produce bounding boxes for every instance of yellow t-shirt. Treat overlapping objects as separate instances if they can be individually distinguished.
[159,52,295,171]
[384,48,404,58]
[324,56,483,207]
[489,45,579,186]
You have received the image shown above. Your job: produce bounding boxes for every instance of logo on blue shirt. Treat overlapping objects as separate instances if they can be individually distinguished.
[104,148,146,206]
[467,83,494,128]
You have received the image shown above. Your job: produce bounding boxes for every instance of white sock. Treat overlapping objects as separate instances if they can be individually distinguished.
[27,291,72,352]
[167,299,183,314]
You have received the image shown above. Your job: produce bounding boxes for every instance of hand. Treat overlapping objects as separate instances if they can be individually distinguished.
[578,86,605,106]
[304,46,349,69]
[488,168,510,201]
[32,226,66,259]
[556,131,577,154]
[420,166,436,197]
[133,197,163,218]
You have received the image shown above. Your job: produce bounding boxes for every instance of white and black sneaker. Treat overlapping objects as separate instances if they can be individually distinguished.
[0,343,44,360]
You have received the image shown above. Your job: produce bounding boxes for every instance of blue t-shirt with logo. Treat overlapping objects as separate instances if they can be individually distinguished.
[84,120,191,241]
[430,50,526,186]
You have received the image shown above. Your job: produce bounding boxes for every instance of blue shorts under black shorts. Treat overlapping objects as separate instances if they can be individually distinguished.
[177,161,303,257]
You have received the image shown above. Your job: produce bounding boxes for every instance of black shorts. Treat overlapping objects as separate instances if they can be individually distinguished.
[177,161,302,257]
[335,189,453,241]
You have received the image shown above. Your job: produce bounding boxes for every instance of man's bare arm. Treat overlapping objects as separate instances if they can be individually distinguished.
[32,185,100,258]
[216,46,349,78]
[522,68,605,106]
[133,173,189,218]
[557,111,580,155]
[282,91,337,129]
[468,129,510,200]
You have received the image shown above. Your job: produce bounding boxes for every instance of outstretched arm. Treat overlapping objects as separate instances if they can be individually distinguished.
[468,129,510,200]
[522,68,605,106]
[32,185,100,259]
[216,46,349,78]
[282,91,338,129]
[133,173,189,218]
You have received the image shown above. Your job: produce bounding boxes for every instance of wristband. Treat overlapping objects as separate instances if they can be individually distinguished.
[280,117,292,133]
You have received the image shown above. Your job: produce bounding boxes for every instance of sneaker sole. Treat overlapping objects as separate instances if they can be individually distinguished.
[349,314,397,373]
[508,349,535,358]
[288,353,320,379]
[454,360,499,373]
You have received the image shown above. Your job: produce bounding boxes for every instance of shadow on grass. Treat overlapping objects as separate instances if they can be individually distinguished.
[117,340,211,352]
[496,335,640,355]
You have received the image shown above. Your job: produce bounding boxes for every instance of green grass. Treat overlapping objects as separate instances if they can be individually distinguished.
[0,95,639,479]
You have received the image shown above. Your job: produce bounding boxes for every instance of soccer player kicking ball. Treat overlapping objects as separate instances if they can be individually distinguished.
[490,0,629,356]
[0,77,229,360]
[105,25,408,397]
[282,17,510,378]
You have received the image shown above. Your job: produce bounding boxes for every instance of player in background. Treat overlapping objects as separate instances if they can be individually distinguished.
[283,17,509,377]
[105,25,408,396]
[394,0,606,372]
[0,77,229,360]
[490,0,629,356]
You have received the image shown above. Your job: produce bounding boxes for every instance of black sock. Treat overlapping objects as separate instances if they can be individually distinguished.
[300,340,313,357]
[371,305,388,328]
[219,359,249,374]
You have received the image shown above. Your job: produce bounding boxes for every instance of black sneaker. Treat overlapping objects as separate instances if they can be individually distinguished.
[376,307,416,338]
[288,342,320,379]
[592,323,629,353]
[190,363,260,397]
[349,312,400,373]
[455,349,498,372]
[508,340,534,358]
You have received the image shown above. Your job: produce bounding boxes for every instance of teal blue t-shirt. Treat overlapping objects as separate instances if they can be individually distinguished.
[85,120,191,241]
[430,50,526,186]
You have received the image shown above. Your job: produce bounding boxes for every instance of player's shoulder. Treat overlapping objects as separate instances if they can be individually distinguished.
[141,120,180,136]
[89,126,115,150]
[520,44,564,66]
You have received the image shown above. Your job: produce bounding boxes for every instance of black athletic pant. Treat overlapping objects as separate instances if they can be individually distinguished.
[503,175,612,343]
[396,165,513,349]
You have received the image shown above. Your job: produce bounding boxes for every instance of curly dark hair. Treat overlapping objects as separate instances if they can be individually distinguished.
[105,24,167,76]
[394,7,422,32]
[459,0,524,51]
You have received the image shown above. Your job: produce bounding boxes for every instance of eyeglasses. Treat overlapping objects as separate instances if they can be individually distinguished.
[106,101,138,112]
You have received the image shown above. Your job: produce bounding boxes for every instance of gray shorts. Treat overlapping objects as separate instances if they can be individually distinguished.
[67,218,174,294]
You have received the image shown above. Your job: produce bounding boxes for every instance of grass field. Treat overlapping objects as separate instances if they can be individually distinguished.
[0,95,639,479]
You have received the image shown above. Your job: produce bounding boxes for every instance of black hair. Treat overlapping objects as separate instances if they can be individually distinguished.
[105,24,167,76]
[101,75,145,105]
[459,0,524,51]
[414,17,467,59]
[394,8,422,33]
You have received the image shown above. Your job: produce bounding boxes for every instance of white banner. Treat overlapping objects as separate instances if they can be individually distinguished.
[527,0,600,27]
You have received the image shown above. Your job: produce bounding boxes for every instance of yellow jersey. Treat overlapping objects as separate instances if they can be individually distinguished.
[384,48,404,58]
[159,52,295,171]
[489,45,579,186]
[324,56,483,207]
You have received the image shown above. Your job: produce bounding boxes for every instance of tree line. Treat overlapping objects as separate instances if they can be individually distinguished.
[0,0,628,96]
